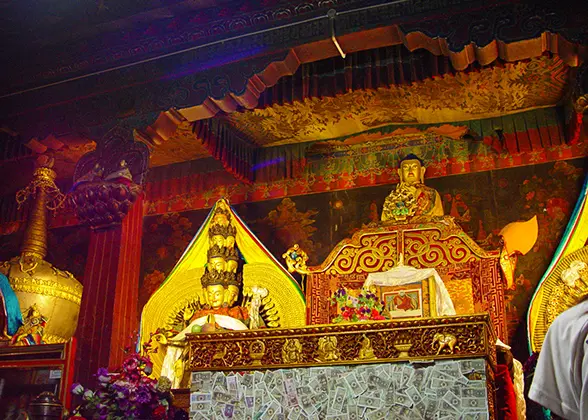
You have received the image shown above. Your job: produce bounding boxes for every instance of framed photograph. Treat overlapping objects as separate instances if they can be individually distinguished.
[377,277,436,319]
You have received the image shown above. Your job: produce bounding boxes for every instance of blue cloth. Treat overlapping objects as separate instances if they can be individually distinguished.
[0,273,23,336]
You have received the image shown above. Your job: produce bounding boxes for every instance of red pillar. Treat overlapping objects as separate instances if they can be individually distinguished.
[74,195,143,386]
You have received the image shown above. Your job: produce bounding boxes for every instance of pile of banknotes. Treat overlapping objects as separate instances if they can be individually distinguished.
[190,359,488,419]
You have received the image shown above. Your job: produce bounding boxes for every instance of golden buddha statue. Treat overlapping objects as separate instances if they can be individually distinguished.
[158,204,266,387]
[381,154,444,222]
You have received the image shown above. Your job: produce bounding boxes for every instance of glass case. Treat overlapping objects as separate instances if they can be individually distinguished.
[0,340,75,418]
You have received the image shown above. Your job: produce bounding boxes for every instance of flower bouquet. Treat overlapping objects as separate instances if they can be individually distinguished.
[69,353,186,420]
[331,286,387,323]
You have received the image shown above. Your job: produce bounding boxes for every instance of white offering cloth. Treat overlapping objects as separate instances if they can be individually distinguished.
[364,265,456,316]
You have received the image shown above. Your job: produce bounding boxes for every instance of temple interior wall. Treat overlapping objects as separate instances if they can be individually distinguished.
[0,156,585,360]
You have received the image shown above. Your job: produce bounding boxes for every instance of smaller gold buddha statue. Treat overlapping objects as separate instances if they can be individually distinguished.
[211,206,231,227]
[225,248,240,274]
[208,222,236,249]
[207,245,227,273]
[381,154,444,222]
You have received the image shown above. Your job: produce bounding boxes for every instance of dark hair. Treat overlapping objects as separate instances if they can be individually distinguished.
[400,154,424,165]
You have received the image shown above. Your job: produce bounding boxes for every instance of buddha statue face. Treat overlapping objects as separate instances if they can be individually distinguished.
[210,234,225,248]
[225,285,240,307]
[212,213,229,226]
[226,259,238,273]
[399,159,425,185]
[225,235,235,249]
[209,256,226,272]
[206,284,226,309]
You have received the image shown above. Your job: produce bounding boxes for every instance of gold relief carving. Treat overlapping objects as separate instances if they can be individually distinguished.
[404,230,476,268]
[356,334,376,361]
[211,344,228,365]
[432,333,458,355]
[393,332,413,358]
[316,336,340,363]
[309,221,497,278]
[326,233,398,275]
[9,277,83,305]
[187,314,494,371]
[228,56,567,146]
[282,338,302,364]
[250,340,266,366]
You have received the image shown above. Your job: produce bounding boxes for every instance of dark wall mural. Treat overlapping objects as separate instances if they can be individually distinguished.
[139,158,586,358]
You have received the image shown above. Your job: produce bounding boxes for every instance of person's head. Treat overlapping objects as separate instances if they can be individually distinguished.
[398,154,425,185]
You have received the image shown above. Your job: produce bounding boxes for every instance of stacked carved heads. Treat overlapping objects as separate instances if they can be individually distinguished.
[201,202,242,309]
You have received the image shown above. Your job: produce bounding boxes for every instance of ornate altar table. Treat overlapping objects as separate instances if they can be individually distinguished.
[186,314,496,419]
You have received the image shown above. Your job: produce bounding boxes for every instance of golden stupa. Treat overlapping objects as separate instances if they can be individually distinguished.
[0,156,83,344]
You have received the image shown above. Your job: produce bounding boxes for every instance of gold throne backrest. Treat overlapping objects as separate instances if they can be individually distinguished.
[528,246,588,352]
[305,217,507,341]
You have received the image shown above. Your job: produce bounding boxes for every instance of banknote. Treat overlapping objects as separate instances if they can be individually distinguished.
[357,395,382,409]
[461,411,489,420]
[189,360,490,420]
[331,386,346,413]
[190,400,212,412]
[212,390,232,404]
[461,388,487,399]
[405,385,422,405]
[260,400,280,420]
[462,397,487,410]
[394,391,413,408]
[223,403,235,419]
[191,392,212,403]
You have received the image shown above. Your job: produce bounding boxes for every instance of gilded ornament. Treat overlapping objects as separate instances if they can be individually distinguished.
[1,157,82,345]
[529,246,588,352]
[316,336,340,363]
[249,340,266,366]
[393,334,413,358]
[282,244,309,275]
[282,338,303,364]
[11,304,48,346]
[381,155,444,223]
[432,333,458,355]
[187,315,494,371]
[356,334,376,360]
[212,344,228,365]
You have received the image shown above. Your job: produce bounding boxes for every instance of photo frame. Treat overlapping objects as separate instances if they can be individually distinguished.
[377,277,437,319]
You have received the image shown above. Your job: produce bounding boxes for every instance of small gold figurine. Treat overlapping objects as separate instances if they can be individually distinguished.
[316,336,340,362]
[282,244,309,274]
[357,334,376,360]
[282,338,303,364]
[432,332,458,355]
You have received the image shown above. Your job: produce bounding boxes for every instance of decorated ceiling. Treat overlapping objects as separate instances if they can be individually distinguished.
[226,55,569,147]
